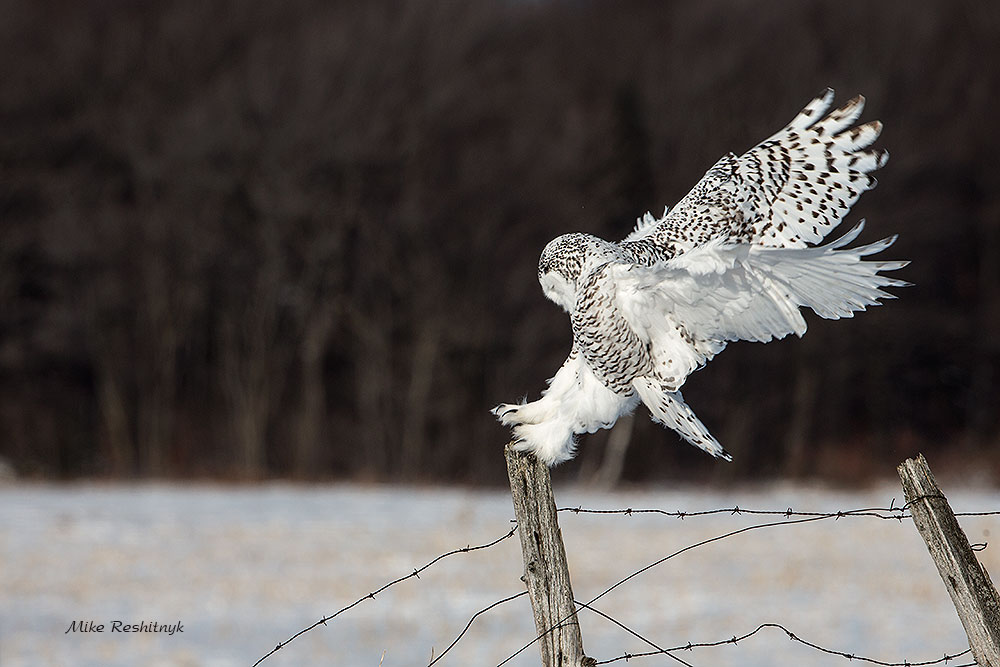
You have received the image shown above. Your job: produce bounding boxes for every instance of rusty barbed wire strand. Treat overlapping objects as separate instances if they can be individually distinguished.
[251,524,518,666]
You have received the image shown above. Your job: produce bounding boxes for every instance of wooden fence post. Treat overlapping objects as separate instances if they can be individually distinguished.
[505,443,594,667]
[898,454,1000,667]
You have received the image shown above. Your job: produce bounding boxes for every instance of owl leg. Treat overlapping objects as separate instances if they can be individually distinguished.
[492,390,585,465]
[492,351,586,464]
[491,398,553,426]
[509,419,578,466]
[493,352,638,465]
[491,349,586,427]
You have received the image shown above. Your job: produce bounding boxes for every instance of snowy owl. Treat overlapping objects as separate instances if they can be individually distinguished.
[492,89,909,465]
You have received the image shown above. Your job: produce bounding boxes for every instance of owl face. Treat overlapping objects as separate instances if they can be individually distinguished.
[538,233,589,312]
[539,269,575,312]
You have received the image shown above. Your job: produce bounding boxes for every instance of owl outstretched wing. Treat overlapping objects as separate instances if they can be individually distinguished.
[627,89,887,252]
[614,220,908,351]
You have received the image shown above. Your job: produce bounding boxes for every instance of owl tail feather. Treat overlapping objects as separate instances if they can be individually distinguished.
[633,378,732,461]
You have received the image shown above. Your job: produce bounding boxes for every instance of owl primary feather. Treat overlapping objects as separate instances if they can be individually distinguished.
[492,89,909,465]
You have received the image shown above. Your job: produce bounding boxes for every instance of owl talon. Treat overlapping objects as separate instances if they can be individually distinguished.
[490,404,512,417]
[492,403,529,426]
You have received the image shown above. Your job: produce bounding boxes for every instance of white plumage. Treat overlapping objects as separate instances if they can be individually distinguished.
[492,90,909,465]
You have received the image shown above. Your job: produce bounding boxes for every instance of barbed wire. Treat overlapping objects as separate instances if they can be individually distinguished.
[251,524,518,667]
[496,510,870,664]
[494,494,986,666]
[427,591,528,666]
[582,614,975,667]
[557,499,1000,521]
[253,494,997,667]
[431,590,976,667]
[561,504,908,519]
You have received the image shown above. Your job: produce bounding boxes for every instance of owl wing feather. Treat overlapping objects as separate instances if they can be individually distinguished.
[626,89,888,251]
[612,220,909,349]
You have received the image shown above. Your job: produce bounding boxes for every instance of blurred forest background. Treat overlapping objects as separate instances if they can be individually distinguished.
[0,0,997,485]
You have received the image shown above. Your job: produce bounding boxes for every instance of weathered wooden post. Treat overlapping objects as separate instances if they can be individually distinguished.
[505,443,594,667]
[898,454,1000,667]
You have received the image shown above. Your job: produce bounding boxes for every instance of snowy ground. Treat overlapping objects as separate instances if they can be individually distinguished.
[1,480,998,667]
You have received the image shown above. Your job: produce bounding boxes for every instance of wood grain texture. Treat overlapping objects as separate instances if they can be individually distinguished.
[505,444,594,667]
[898,454,1000,667]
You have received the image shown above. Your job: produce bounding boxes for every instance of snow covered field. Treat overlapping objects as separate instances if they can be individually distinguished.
[2,480,998,667]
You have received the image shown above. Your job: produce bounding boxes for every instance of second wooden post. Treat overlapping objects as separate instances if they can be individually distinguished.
[898,453,1000,667]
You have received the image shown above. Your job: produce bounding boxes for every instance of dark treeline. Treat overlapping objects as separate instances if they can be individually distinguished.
[1,0,997,484]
